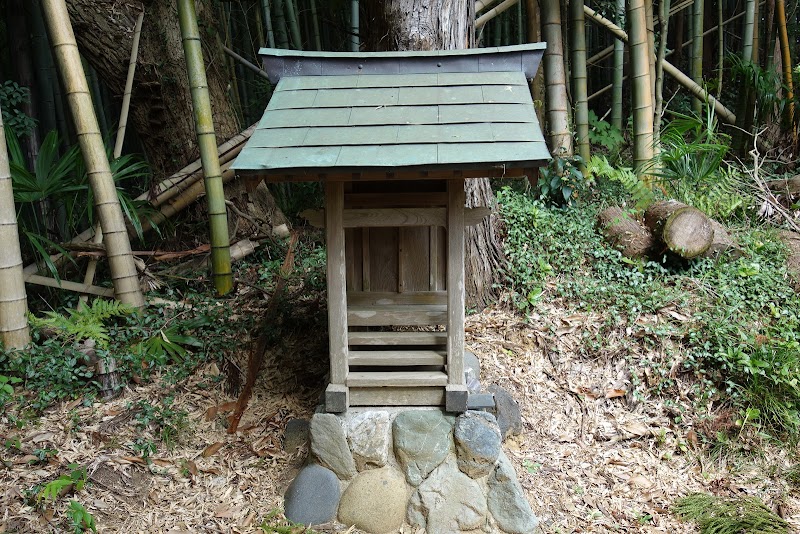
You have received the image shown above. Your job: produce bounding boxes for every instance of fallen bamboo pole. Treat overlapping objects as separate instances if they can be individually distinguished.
[475,0,501,12]
[26,274,114,298]
[223,46,270,81]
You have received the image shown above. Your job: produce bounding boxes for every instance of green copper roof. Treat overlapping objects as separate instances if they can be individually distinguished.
[232,45,550,179]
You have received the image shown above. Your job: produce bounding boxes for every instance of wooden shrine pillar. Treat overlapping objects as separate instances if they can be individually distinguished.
[325,181,349,412]
[446,179,468,412]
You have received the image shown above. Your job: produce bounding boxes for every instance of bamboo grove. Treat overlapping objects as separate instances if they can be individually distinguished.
[0,0,798,344]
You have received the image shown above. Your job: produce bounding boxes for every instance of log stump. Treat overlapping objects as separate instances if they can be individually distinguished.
[644,200,714,259]
[597,206,654,259]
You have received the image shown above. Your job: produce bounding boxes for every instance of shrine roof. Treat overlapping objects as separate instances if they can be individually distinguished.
[231,44,550,181]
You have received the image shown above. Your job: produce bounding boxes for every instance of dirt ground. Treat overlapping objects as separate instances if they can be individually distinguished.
[2,295,799,533]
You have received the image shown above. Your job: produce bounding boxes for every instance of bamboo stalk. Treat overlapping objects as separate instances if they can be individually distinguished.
[583,6,737,125]
[542,0,573,155]
[177,0,233,296]
[310,0,322,50]
[284,0,303,50]
[570,0,590,169]
[742,0,756,63]
[476,0,519,29]
[655,0,671,145]
[351,0,359,51]
[517,0,523,44]
[525,0,545,129]
[717,0,724,97]
[776,0,794,131]
[261,0,276,48]
[81,9,145,307]
[41,0,145,308]
[272,0,289,49]
[611,0,624,130]
[691,0,704,114]
[629,0,654,179]
[644,0,656,103]
[0,106,30,348]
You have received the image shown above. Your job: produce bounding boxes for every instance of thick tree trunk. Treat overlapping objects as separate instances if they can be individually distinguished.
[363,0,503,309]
[64,0,240,180]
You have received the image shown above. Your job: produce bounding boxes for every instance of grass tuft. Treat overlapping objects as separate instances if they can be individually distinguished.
[672,493,788,534]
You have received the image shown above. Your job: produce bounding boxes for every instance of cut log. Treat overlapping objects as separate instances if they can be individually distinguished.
[700,219,744,260]
[644,200,714,259]
[597,206,655,259]
[766,176,800,195]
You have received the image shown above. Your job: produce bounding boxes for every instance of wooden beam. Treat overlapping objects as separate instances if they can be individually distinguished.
[347,290,447,306]
[301,207,490,228]
[246,167,531,183]
[346,371,448,387]
[347,305,447,326]
[344,192,448,208]
[348,350,446,366]
[349,386,445,406]
[348,331,448,346]
[326,182,348,389]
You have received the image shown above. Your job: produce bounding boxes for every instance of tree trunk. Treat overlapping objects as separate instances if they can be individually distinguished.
[362,0,502,309]
[64,0,240,181]
[644,200,714,259]
[597,206,654,259]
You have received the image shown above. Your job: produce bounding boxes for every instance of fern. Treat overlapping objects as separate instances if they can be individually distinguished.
[29,299,133,348]
[588,155,654,212]
[673,493,788,534]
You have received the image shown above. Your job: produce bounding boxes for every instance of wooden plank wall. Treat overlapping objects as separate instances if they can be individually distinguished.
[344,181,447,293]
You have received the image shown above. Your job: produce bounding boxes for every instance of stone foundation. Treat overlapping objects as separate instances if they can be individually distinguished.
[284,408,538,534]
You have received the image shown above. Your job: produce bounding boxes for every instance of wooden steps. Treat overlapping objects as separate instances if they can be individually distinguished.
[348,305,447,326]
[349,349,446,366]
[346,371,448,387]
[348,331,447,346]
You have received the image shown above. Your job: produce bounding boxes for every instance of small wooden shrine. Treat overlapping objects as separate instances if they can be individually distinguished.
[232,44,549,413]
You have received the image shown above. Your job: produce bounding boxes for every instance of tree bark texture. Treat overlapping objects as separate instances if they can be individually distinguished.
[597,206,654,259]
[64,0,240,180]
[362,0,504,310]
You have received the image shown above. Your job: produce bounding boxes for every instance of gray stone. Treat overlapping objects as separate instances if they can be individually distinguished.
[282,418,310,455]
[346,411,392,470]
[393,410,454,486]
[465,350,481,393]
[338,466,407,533]
[487,453,539,534]
[488,385,524,439]
[408,458,488,533]
[310,413,357,479]
[284,464,341,526]
[455,411,502,478]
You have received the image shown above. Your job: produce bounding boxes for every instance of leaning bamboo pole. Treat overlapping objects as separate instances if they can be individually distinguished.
[476,0,519,28]
[542,0,573,155]
[570,0,590,168]
[0,106,30,349]
[177,0,234,296]
[476,0,502,11]
[776,0,794,131]
[691,0,704,114]
[41,0,145,308]
[629,0,655,178]
[80,9,145,307]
